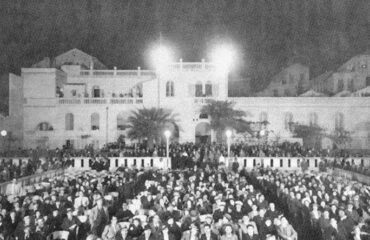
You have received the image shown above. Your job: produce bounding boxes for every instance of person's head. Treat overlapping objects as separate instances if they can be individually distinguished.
[247,224,254,235]
[52,209,58,217]
[111,216,117,225]
[35,210,41,219]
[224,225,233,235]
[265,219,272,227]
[330,218,337,228]
[269,203,275,211]
[24,216,30,225]
[9,210,16,220]
[323,210,329,219]
[122,203,128,210]
[242,215,250,224]
[204,224,211,234]
[338,209,346,218]
[133,218,141,227]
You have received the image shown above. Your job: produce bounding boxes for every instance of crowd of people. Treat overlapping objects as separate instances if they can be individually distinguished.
[0,157,68,184]
[2,141,369,160]
[0,163,304,240]
[252,167,370,239]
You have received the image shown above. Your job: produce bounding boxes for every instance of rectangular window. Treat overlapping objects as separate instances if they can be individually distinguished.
[115,159,118,167]
[244,159,247,167]
[270,159,273,167]
[150,159,154,167]
[81,159,84,168]
[338,79,344,91]
[280,159,283,167]
[315,159,318,168]
[288,159,291,167]
[253,159,256,167]
[124,159,127,167]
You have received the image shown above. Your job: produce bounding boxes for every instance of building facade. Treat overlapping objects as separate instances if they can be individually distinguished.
[311,53,370,95]
[1,49,370,151]
[256,63,310,97]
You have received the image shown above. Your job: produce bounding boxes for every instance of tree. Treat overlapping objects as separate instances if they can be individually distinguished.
[290,122,324,149]
[200,100,252,143]
[127,107,178,149]
[326,129,352,149]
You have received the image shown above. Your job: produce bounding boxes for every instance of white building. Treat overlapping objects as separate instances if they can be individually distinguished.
[1,49,370,151]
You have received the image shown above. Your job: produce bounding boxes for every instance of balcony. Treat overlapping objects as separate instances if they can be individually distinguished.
[58,98,143,105]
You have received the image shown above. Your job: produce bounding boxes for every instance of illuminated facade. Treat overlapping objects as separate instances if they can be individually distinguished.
[1,49,370,151]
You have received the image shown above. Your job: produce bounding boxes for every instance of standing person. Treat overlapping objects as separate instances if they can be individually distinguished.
[89,195,109,237]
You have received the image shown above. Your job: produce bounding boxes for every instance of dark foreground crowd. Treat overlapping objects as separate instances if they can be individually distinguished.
[0,163,370,240]
[0,166,297,240]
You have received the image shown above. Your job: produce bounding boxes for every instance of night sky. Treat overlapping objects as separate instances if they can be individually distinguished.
[0,0,369,113]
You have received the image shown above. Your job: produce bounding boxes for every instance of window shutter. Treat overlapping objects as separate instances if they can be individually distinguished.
[189,84,195,97]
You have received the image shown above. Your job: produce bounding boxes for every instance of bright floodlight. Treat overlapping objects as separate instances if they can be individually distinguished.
[0,130,7,137]
[164,130,171,138]
[150,45,173,70]
[260,129,266,136]
[211,44,236,72]
[225,130,232,138]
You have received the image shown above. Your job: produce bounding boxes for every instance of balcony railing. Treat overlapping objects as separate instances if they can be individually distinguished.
[58,98,143,105]
[80,70,155,77]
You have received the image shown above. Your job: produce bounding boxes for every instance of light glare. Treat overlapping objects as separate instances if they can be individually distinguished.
[211,44,235,72]
[150,46,173,70]
[0,130,7,137]
[164,130,171,138]
[225,130,232,138]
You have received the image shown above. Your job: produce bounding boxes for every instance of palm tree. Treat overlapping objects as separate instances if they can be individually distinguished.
[201,100,252,143]
[127,107,179,149]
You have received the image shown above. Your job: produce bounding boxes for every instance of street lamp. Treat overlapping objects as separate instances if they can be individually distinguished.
[0,130,7,137]
[225,130,232,158]
[164,130,171,159]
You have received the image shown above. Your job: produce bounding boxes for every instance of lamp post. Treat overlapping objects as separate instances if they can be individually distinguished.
[164,130,171,159]
[225,130,232,158]
[1,130,7,153]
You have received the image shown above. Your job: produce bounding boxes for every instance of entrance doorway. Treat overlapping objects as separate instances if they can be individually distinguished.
[195,122,211,144]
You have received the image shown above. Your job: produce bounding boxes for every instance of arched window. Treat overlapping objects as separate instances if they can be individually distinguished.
[195,81,203,97]
[335,113,344,130]
[91,113,100,130]
[284,112,293,130]
[65,113,74,131]
[205,81,212,96]
[166,81,174,97]
[117,113,127,130]
[309,112,318,126]
[37,122,53,131]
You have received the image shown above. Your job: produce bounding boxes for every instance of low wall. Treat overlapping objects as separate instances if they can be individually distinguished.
[230,157,322,171]
[71,157,172,171]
